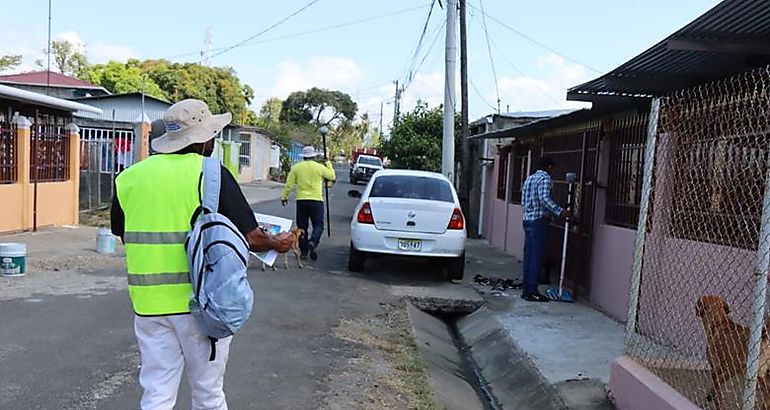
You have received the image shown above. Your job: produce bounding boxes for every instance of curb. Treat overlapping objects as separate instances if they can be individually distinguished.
[456,307,568,410]
[406,303,485,410]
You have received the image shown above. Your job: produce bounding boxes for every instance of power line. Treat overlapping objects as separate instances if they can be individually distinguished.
[203,0,322,62]
[466,2,602,74]
[163,5,429,61]
[478,0,500,113]
[488,35,564,107]
[401,0,438,89]
[403,20,446,93]
[469,77,497,111]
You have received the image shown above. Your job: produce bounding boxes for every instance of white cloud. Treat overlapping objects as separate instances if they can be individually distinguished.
[495,54,592,113]
[270,56,362,99]
[87,42,138,63]
[0,29,137,74]
[56,31,138,63]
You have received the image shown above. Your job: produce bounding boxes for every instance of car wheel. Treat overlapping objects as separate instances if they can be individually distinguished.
[348,242,365,272]
[446,252,465,281]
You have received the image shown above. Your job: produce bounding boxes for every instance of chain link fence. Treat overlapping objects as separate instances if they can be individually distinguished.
[628,66,770,410]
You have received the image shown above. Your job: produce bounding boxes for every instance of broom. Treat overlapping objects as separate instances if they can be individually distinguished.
[545,172,576,303]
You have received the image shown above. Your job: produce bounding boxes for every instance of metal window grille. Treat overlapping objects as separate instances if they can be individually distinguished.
[627,66,770,410]
[496,146,510,200]
[79,127,135,211]
[605,113,649,228]
[239,133,251,167]
[509,147,529,204]
[31,114,69,183]
[0,120,16,184]
[80,127,135,174]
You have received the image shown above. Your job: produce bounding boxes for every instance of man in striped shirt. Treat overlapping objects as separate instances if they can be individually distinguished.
[521,157,568,302]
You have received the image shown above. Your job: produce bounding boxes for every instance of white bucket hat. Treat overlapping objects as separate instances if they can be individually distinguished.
[302,146,318,158]
[151,99,232,154]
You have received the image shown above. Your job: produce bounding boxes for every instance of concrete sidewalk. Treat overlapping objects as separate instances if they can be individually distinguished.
[463,239,623,408]
[239,179,284,205]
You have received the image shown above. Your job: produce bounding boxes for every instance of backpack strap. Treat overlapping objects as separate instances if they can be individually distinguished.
[202,157,222,214]
[209,337,218,361]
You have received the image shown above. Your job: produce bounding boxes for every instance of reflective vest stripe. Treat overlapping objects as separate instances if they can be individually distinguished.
[127,272,191,286]
[124,231,188,244]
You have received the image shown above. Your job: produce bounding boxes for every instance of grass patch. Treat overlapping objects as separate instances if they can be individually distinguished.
[79,208,110,227]
[332,302,441,410]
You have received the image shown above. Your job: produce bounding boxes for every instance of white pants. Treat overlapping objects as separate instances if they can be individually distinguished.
[134,315,232,410]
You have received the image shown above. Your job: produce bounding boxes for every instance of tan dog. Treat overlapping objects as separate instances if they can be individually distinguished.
[262,228,304,271]
[696,295,770,409]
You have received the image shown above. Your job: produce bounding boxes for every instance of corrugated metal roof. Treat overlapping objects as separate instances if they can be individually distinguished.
[74,94,170,123]
[568,0,770,102]
[0,84,102,114]
[469,109,595,140]
[0,71,107,90]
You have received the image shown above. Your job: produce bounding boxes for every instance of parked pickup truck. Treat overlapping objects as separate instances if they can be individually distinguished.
[349,154,384,185]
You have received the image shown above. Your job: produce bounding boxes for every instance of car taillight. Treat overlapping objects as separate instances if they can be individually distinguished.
[447,208,465,230]
[357,202,375,224]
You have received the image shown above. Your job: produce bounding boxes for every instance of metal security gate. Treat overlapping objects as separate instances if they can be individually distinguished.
[79,127,135,210]
[538,121,601,299]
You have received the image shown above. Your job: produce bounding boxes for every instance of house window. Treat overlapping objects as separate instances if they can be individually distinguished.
[31,116,69,183]
[670,137,765,250]
[0,120,16,184]
[496,146,510,200]
[509,147,529,204]
[606,114,648,228]
[239,133,251,167]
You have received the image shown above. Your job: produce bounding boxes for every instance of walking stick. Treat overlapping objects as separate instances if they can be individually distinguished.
[320,126,331,237]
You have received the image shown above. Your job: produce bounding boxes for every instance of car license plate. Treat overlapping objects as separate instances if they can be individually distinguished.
[398,239,422,251]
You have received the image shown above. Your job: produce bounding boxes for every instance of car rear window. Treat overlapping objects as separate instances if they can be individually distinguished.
[358,156,382,166]
[369,175,454,202]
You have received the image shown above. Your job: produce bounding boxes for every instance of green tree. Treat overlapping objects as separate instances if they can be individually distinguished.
[85,61,166,99]
[380,102,460,172]
[258,97,283,126]
[280,87,357,126]
[37,40,88,77]
[138,59,254,124]
[0,55,22,72]
[83,59,256,124]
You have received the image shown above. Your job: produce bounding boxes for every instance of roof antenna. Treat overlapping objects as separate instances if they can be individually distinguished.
[46,0,52,95]
[202,28,213,66]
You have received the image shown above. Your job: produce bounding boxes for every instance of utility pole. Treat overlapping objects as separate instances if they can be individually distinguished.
[459,0,476,237]
[393,80,402,125]
[379,101,384,135]
[442,0,458,180]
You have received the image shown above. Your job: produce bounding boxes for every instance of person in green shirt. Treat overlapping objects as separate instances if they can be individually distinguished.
[281,146,337,260]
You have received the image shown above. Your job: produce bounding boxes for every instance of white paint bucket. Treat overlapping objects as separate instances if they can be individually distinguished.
[96,228,116,254]
[0,243,27,277]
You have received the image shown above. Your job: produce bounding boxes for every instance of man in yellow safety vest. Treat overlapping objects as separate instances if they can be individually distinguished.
[111,99,293,410]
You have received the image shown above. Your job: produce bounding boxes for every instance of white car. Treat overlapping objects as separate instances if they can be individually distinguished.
[347,170,467,280]
[349,155,384,185]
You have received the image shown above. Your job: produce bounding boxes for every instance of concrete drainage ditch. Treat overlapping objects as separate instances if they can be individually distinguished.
[403,284,610,410]
[407,303,569,410]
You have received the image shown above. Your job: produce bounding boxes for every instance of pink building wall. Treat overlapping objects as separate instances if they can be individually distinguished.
[589,224,635,321]
[504,205,525,260]
[481,140,636,323]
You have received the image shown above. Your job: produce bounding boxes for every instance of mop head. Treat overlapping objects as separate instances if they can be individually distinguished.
[544,287,575,303]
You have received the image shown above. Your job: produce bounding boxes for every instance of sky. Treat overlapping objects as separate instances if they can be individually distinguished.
[1,0,722,128]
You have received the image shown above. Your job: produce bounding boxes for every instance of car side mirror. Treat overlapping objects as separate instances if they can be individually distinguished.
[347,189,362,198]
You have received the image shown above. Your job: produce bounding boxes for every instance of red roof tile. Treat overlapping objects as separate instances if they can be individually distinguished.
[0,71,101,88]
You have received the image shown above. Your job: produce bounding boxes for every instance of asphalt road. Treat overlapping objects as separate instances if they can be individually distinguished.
[0,170,451,410]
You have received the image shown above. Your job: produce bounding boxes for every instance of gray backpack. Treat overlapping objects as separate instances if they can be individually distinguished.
[185,157,253,360]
